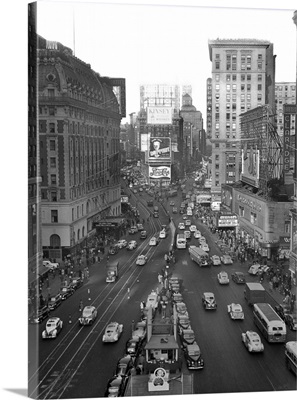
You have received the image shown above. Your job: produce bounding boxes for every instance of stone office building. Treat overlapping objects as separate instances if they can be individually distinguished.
[38,36,125,261]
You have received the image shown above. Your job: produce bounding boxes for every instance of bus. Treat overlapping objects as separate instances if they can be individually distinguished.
[176,234,187,249]
[188,246,209,267]
[285,341,297,375]
[253,303,287,343]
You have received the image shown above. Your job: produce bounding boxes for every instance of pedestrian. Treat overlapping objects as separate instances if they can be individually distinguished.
[79,299,83,312]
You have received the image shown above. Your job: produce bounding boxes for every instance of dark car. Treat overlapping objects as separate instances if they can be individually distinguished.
[104,375,128,397]
[115,355,134,376]
[140,230,147,239]
[48,293,62,310]
[125,337,141,357]
[29,305,50,324]
[60,284,75,300]
[284,312,297,331]
[275,304,291,320]
[231,272,246,284]
[179,328,196,348]
[184,343,204,370]
[109,245,119,255]
[128,226,138,234]
[70,277,83,290]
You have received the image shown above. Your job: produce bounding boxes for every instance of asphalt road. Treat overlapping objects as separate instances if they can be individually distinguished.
[28,184,296,398]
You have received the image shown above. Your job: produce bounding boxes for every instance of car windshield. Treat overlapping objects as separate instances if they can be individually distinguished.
[188,349,200,356]
[82,309,92,317]
[184,332,194,339]
[46,321,56,328]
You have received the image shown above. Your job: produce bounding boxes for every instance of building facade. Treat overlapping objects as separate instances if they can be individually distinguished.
[208,39,276,194]
[38,37,125,261]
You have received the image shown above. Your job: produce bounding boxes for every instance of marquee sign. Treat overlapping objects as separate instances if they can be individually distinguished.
[149,166,171,179]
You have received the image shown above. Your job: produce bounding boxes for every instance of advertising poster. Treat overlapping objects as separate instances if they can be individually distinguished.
[149,137,171,160]
[149,165,171,179]
[147,106,173,124]
[241,148,260,187]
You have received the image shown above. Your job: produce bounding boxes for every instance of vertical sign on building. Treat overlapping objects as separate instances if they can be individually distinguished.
[283,104,297,175]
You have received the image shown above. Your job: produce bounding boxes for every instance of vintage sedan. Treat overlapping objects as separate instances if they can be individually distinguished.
[185,219,191,226]
[220,254,233,265]
[169,201,175,206]
[189,225,197,232]
[227,303,244,320]
[136,255,147,266]
[178,222,185,230]
[132,321,146,341]
[128,226,138,234]
[70,277,83,290]
[200,243,209,252]
[29,305,50,324]
[179,328,196,348]
[104,375,128,397]
[242,331,264,352]
[60,284,75,300]
[146,291,159,310]
[42,317,63,339]
[102,322,123,343]
[127,240,137,250]
[284,312,297,331]
[159,229,167,239]
[178,314,191,332]
[48,294,62,311]
[125,337,141,357]
[231,272,246,284]
[184,343,204,370]
[202,292,217,310]
[117,239,128,249]
[172,207,178,214]
[176,302,189,317]
[79,305,97,326]
[210,255,221,266]
[217,271,229,285]
[115,355,134,377]
[194,230,201,239]
[149,237,159,246]
[172,292,183,304]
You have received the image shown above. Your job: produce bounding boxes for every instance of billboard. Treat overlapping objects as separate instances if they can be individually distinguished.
[147,107,173,125]
[149,137,171,160]
[241,147,260,188]
[149,166,171,179]
[140,133,150,151]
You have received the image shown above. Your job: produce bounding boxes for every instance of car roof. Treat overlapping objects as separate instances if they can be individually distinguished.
[47,317,59,323]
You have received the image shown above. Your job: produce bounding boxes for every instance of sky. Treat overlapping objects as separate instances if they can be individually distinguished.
[0,1,297,400]
[36,0,297,123]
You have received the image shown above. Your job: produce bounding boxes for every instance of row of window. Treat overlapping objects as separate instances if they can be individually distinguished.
[215,74,262,82]
[215,83,262,92]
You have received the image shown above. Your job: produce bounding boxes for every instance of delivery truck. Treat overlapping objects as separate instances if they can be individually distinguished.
[106,261,119,283]
[244,282,267,306]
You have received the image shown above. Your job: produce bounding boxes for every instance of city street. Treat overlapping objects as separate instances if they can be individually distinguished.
[28,181,296,398]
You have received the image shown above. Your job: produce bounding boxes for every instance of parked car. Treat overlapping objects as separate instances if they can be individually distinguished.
[200,243,209,252]
[172,292,183,304]
[284,312,297,331]
[172,207,178,214]
[241,331,264,352]
[136,223,144,231]
[128,226,138,234]
[275,304,291,320]
[178,222,185,230]
[70,277,83,290]
[125,337,141,357]
[60,284,75,300]
[104,375,128,397]
[169,201,175,206]
[79,305,97,326]
[42,317,63,339]
[102,322,124,343]
[210,255,221,266]
[131,321,146,341]
[184,343,204,370]
[248,264,270,275]
[227,303,244,320]
[140,230,147,239]
[117,239,128,249]
[179,328,196,348]
[184,230,191,239]
[220,255,233,265]
[231,272,246,284]
[127,240,137,250]
[202,292,217,310]
[185,220,191,226]
[48,294,62,310]
[29,305,50,324]
[136,255,147,266]
[178,314,191,331]
[176,302,188,317]
[194,230,201,239]
[189,225,197,232]
[217,271,229,285]
[115,355,134,377]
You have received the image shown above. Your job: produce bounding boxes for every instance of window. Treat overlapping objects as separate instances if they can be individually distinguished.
[215,61,220,69]
[226,113,230,120]
[215,164,220,170]
[239,206,245,217]
[247,84,251,91]
[51,174,57,185]
[50,157,56,168]
[215,93,220,100]
[215,155,219,160]
[246,55,251,70]
[215,84,220,92]
[232,54,237,70]
[215,113,220,121]
[215,143,219,148]
[258,74,262,81]
[257,62,262,70]
[232,113,236,121]
[232,123,236,131]
[258,54,262,60]
[257,94,262,102]
[226,94,231,101]
[232,75,237,81]
[251,212,257,225]
[226,74,231,82]
[258,84,262,91]
[51,191,57,202]
[51,210,58,223]
[247,75,251,81]
[49,107,55,116]
[226,84,230,92]
[226,54,231,70]
[232,84,237,92]
[241,94,245,102]
[49,123,55,133]
[241,84,245,91]
[232,103,236,110]
[241,74,245,81]
[226,103,231,111]
[215,54,220,59]
[215,74,220,81]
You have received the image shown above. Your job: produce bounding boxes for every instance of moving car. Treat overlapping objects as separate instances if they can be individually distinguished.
[127,240,137,250]
[117,239,128,249]
[149,237,159,246]
[210,255,221,266]
[136,223,144,231]
[136,255,147,266]
[169,201,175,206]
[108,244,119,255]
[60,284,75,300]
[200,243,209,252]
[79,305,97,326]
[48,294,62,310]
[184,230,191,239]
[220,254,233,265]
[178,222,185,230]
[189,225,197,232]
[202,292,217,310]
[128,226,138,234]
[199,236,206,243]
[184,343,204,370]
[241,331,264,352]
[159,229,167,239]
[29,305,50,324]
[248,263,270,275]
[102,322,123,343]
[172,207,178,214]
[172,292,183,304]
[284,312,297,331]
[70,277,83,290]
[194,230,201,239]
[146,291,159,310]
[275,304,291,320]
[217,271,229,285]
[227,303,244,320]
[132,321,146,341]
[104,375,128,397]
[185,220,191,226]
[231,272,246,284]
[42,317,63,339]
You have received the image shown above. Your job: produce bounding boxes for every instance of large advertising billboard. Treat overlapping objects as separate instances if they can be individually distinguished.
[149,166,171,179]
[149,137,171,160]
[147,107,173,125]
[241,147,260,188]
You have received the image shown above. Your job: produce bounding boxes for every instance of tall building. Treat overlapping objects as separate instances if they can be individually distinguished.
[37,36,125,262]
[28,3,43,277]
[206,78,212,139]
[275,82,296,138]
[208,39,276,194]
